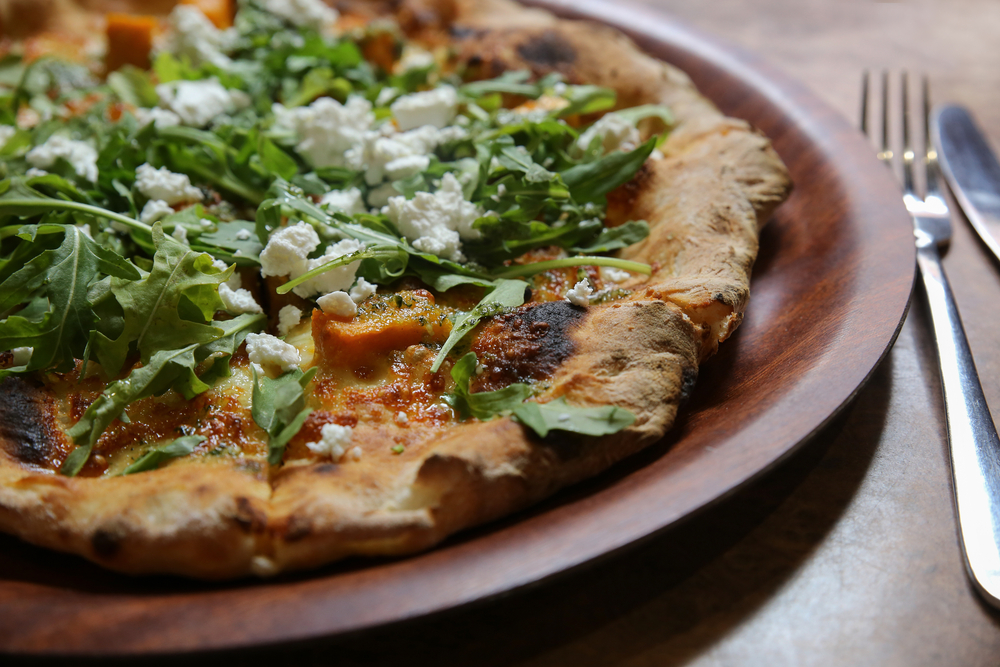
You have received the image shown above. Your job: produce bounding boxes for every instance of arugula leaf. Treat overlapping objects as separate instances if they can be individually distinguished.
[430,279,528,373]
[557,85,616,117]
[62,313,265,476]
[461,71,540,98]
[91,224,227,377]
[612,104,674,127]
[107,66,159,108]
[571,220,650,254]
[121,435,205,475]
[0,225,139,378]
[512,397,636,438]
[251,366,318,466]
[63,343,206,475]
[560,138,656,202]
[192,220,263,265]
[0,178,150,235]
[447,352,531,420]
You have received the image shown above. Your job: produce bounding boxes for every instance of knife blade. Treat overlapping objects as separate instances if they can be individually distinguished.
[934,105,1000,262]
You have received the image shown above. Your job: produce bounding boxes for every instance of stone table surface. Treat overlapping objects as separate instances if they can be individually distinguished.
[301,2,1000,666]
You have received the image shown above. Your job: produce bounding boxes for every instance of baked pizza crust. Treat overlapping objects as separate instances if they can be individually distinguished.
[0,0,791,578]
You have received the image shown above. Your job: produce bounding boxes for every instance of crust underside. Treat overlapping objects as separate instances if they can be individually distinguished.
[0,0,792,578]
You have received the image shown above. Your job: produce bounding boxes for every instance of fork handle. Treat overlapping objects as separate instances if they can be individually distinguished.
[917,241,1000,605]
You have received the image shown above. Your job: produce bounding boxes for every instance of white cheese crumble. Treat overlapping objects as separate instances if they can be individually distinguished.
[349,277,376,303]
[262,0,339,30]
[565,280,594,307]
[395,45,435,73]
[140,199,174,224]
[163,5,236,68]
[156,79,250,128]
[383,172,482,262]
[25,168,47,178]
[319,187,366,215]
[305,423,353,459]
[258,222,363,298]
[277,304,303,336]
[171,225,189,244]
[349,446,362,461]
[134,107,182,128]
[577,112,641,154]
[274,96,373,168]
[135,163,203,205]
[375,86,399,107]
[26,136,99,182]
[317,290,357,317]
[245,332,300,372]
[394,411,409,425]
[235,228,253,240]
[0,125,16,148]
[391,85,458,131]
[600,266,632,283]
[10,347,32,366]
[219,283,263,314]
[212,259,242,290]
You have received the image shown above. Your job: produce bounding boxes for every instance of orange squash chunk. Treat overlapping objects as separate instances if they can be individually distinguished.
[105,14,156,72]
[179,0,235,29]
[314,291,453,370]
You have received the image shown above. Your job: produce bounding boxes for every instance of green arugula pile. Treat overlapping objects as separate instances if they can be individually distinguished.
[0,0,672,475]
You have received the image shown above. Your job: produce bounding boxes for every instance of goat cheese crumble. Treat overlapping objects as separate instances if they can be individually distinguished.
[156,79,250,128]
[219,284,263,314]
[26,136,99,182]
[245,332,301,372]
[391,85,458,131]
[258,222,363,297]
[277,305,303,336]
[565,280,594,307]
[349,277,376,303]
[140,199,175,224]
[134,107,182,128]
[135,164,203,205]
[577,112,641,153]
[383,172,483,262]
[0,125,15,148]
[319,187,366,215]
[305,423,354,459]
[274,96,374,168]
[261,0,339,30]
[163,5,235,68]
[317,290,356,317]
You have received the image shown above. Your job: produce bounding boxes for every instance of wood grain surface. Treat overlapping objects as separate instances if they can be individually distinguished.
[3,0,998,664]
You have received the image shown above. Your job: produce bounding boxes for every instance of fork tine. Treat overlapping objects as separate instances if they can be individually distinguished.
[924,76,944,199]
[880,71,892,164]
[902,72,916,196]
[861,70,870,135]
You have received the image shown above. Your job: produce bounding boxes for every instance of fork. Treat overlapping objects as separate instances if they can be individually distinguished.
[862,71,1000,607]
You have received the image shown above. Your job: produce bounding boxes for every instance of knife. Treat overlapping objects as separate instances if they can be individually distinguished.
[934,105,1000,262]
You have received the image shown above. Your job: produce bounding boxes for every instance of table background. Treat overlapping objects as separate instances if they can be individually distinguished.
[11,1,1000,665]
[301,2,1000,665]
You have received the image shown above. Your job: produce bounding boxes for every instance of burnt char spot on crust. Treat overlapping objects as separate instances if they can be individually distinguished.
[471,301,585,392]
[232,497,266,533]
[0,376,65,467]
[91,527,123,559]
[679,366,699,403]
[516,30,577,68]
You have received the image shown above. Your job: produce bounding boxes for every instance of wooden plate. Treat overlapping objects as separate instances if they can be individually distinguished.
[0,1,914,656]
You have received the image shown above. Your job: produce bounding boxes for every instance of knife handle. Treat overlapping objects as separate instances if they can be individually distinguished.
[917,242,1000,605]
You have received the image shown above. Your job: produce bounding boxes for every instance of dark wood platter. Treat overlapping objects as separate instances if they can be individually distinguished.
[0,0,914,657]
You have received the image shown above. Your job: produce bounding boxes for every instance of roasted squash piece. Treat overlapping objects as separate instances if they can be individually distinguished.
[105,13,156,72]
[179,0,235,29]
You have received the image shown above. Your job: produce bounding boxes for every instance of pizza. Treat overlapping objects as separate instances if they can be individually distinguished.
[0,0,790,578]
